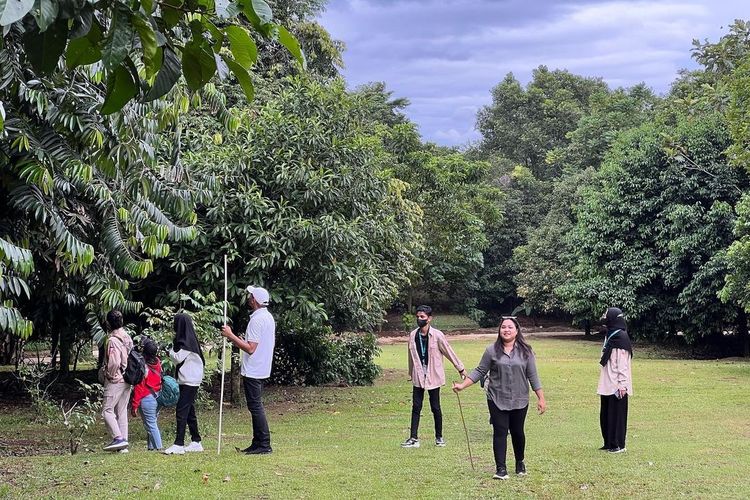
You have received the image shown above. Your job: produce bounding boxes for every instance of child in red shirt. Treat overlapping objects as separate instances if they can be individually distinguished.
[131,339,163,451]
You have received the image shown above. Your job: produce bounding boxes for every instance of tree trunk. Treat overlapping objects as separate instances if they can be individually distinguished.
[49,328,60,369]
[407,288,413,313]
[737,308,749,357]
[583,319,591,336]
[230,345,241,406]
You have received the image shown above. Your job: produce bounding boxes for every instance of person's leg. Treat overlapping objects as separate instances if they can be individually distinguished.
[410,386,425,439]
[508,405,528,463]
[101,382,121,440]
[185,386,201,443]
[428,388,443,439]
[174,385,193,446]
[113,383,130,441]
[605,395,619,449]
[613,394,628,449]
[600,395,609,448]
[244,378,270,449]
[140,395,162,450]
[487,399,510,471]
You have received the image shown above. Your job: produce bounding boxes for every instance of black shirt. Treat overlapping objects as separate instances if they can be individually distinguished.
[415,329,429,367]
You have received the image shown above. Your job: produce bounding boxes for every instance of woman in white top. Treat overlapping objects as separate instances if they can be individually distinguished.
[164,313,205,455]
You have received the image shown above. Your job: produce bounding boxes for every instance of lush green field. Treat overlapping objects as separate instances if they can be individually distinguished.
[1,337,749,499]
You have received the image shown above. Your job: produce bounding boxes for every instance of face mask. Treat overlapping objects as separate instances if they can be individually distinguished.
[417,318,428,328]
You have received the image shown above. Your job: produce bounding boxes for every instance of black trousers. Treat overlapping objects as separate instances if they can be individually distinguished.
[487,399,528,469]
[410,386,442,439]
[175,385,200,446]
[243,377,271,449]
[600,394,628,449]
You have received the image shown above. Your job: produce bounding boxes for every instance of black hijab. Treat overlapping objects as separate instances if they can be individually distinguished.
[173,313,205,365]
[599,307,633,366]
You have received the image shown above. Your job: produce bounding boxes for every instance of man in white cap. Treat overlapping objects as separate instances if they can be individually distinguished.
[221,285,276,454]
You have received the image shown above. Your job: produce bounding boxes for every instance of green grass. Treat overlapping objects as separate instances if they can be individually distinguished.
[1,338,749,499]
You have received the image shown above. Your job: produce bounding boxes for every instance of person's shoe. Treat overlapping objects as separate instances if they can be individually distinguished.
[244,447,272,455]
[608,447,627,454]
[516,460,527,476]
[599,445,609,451]
[236,445,256,453]
[185,441,204,452]
[435,437,446,447]
[103,438,128,451]
[400,437,420,448]
[493,467,509,480]
[163,444,185,455]
[118,448,129,454]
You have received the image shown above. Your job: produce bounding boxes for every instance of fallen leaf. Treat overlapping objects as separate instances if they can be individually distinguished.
[580,485,589,490]
[223,476,231,482]
[202,473,210,484]
[274,472,283,476]
[154,483,161,491]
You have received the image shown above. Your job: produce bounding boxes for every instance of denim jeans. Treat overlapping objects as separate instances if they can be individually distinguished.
[242,377,271,449]
[139,394,163,450]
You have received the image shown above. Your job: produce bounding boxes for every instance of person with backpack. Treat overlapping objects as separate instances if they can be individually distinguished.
[101,310,134,453]
[401,305,466,449]
[131,338,163,451]
[452,317,546,480]
[597,307,633,454]
[164,313,205,455]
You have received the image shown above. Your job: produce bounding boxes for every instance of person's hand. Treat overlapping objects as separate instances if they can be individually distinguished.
[220,325,233,338]
[131,408,137,417]
[537,398,547,415]
[618,387,627,398]
[459,369,466,380]
[452,381,463,393]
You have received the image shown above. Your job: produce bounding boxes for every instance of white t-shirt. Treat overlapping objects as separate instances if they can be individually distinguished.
[241,307,276,379]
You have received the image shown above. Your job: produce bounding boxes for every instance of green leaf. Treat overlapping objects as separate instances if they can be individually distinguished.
[160,0,183,27]
[222,55,253,100]
[145,46,180,101]
[142,0,154,14]
[204,19,224,52]
[31,0,58,31]
[101,5,134,71]
[182,41,216,91]
[225,25,256,70]
[68,4,93,39]
[215,0,237,19]
[65,20,102,69]
[23,18,68,74]
[278,25,305,69]
[250,0,272,23]
[101,63,138,114]
[132,13,158,80]
[0,0,33,26]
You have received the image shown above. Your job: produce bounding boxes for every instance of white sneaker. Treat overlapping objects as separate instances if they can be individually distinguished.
[400,437,420,448]
[118,448,129,454]
[185,441,204,453]
[163,444,185,455]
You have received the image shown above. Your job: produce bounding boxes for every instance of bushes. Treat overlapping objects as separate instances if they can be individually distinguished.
[272,328,381,386]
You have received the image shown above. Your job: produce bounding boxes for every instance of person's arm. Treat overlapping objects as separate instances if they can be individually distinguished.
[105,338,122,381]
[612,348,630,398]
[452,348,491,392]
[526,354,546,414]
[407,342,413,381]
[221,325,258,355]
[437,334,466,379]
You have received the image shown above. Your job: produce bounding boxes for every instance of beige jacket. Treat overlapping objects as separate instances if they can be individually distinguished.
[104,329,133,384]
[597,348,633,396]
[408,327,464,390]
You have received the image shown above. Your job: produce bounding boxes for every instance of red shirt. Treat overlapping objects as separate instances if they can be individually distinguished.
[132,359,163,412]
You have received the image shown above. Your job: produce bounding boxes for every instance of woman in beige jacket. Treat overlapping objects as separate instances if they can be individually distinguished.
[401,305,465,448]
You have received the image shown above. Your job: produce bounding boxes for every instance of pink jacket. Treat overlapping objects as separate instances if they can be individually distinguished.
[408,327,464,390]
[104,329,133,384]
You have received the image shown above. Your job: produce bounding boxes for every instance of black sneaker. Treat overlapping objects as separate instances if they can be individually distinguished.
[236,445,256,453]
[515,461,527,476]
[493,467,509,480]
[599,445,609,451]
[245,447,272,455]
[400,437,420,448]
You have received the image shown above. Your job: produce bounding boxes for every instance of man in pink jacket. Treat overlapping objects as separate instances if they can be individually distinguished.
[401,305,466,448]
[101,310,134,452]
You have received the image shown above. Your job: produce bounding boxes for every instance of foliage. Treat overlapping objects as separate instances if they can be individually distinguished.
[0,0,303,113]
[559,113,747,342]
[15,360,58,423]
[59,380,102,455]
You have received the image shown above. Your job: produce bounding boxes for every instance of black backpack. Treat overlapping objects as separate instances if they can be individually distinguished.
[123,349,147,385]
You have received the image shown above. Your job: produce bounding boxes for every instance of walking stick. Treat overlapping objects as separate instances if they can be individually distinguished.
[455,390,475,471]
[217,255,228,454]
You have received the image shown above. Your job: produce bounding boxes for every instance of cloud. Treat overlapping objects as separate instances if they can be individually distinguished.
[320,0,746,146]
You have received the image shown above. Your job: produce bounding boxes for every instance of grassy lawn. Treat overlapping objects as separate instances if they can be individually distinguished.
[1,337,749,499]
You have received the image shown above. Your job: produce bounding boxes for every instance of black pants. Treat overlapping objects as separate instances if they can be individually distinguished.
[175,385,200,446]
[600,394,628,449]
[410,386,442,439]
[487,399,528,469]
[243,377,271,449]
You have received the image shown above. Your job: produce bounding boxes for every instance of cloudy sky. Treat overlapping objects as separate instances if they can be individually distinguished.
[318,0,747,146]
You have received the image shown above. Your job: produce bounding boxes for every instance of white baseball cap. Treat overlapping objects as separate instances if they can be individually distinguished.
[246,285,270,306]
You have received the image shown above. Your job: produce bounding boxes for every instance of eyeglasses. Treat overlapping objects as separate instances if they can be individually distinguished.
[501,316,517,320]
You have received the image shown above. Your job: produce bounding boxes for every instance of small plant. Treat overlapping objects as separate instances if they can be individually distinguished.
[59,380,102,455]
[16,361,58,424]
